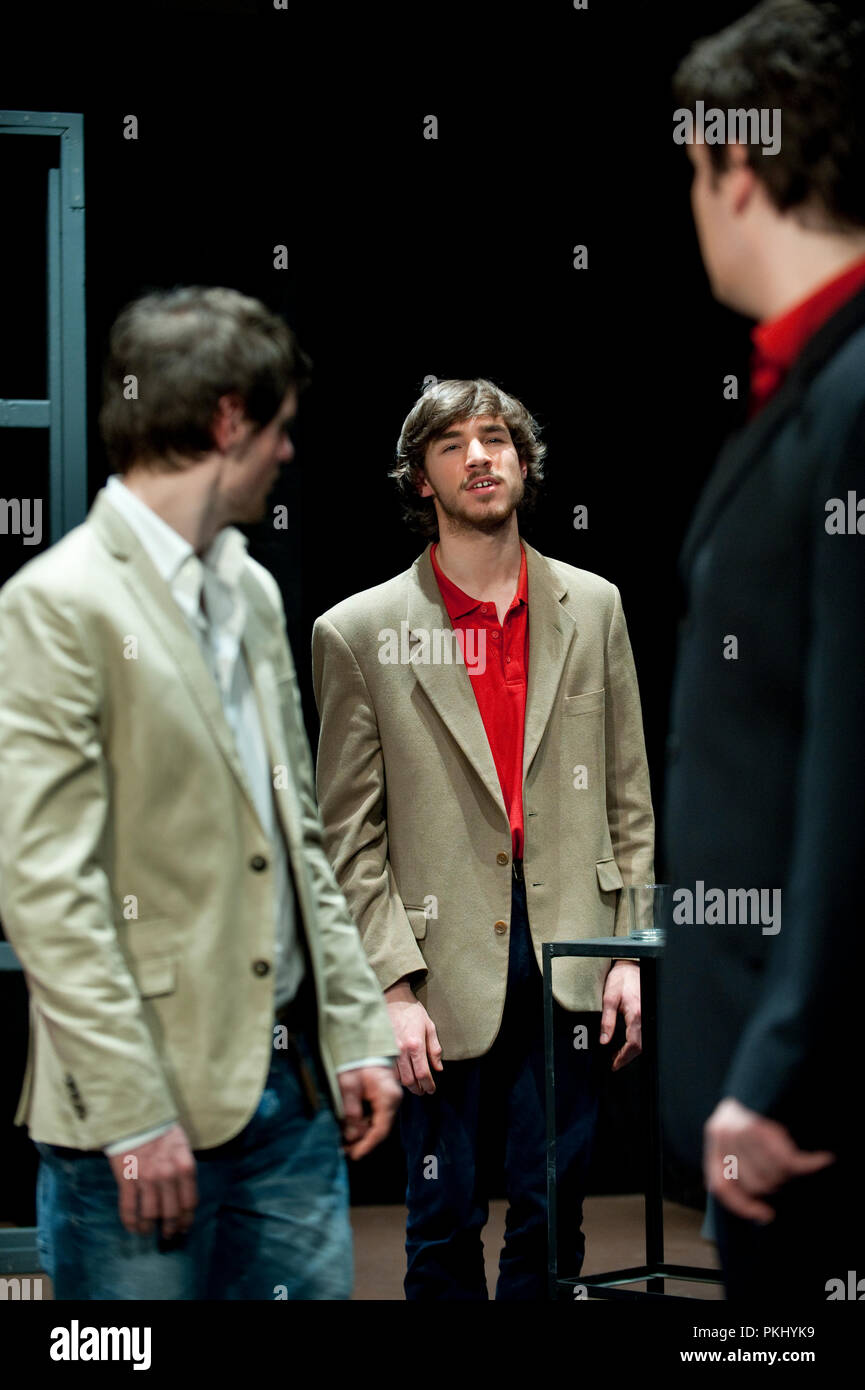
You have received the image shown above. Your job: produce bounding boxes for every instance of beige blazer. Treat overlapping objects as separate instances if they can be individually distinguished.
[0,489,395,1150]
[312,542,655,1061]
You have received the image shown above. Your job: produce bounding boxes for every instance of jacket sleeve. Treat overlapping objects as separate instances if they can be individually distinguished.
[0,579,178,1147]
[312,613,428,993]
[258,581,396,1066]
[604,584,656,937]
[722,405,865,1128]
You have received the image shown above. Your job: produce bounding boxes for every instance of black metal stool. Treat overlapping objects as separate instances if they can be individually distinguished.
[542,936,723,1301]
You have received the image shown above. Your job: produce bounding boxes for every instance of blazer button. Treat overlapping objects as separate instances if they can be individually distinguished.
[494,920,508,935]
[496,852,509,866]
[252,959,271,976]
[249,855,268,872]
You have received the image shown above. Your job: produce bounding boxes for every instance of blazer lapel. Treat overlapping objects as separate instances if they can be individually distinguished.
[522,543,577,776]
[681,281,865,577]
[239,582,305,851]
[89,491,269,839]
[679,382,797,578]
[406,548,505,817]
[405,543,578,812]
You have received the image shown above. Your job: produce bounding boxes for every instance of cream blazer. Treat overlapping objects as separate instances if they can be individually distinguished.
[0,490,395,1149]
[313,542,655,1060]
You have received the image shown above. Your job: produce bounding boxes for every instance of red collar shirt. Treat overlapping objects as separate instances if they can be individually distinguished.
[749,252,865,416]
[430,543,529,859]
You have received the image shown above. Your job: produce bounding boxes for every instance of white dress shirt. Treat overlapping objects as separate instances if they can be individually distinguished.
[100,476,391,1156]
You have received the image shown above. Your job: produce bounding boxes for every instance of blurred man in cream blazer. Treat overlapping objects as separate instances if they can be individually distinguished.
[0,287,399,1301]
[313,379,655,1299]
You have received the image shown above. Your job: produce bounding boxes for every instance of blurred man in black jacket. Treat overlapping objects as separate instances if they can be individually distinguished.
[662,0,865,1299]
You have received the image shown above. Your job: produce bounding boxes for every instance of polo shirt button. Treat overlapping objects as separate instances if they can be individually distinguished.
[496,852,509,866]
[494,920,508,935]
[249,854,268,872]
[252,960,271,977]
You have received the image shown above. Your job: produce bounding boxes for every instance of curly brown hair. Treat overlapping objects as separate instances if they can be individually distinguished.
[391,378,547,539]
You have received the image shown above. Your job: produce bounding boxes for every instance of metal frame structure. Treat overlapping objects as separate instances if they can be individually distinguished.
[543,937,723,1301]
[0,110,87,542]
[0,110,87,1277]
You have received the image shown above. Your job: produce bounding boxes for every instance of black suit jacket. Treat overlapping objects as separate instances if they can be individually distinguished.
[660,281,865,1174]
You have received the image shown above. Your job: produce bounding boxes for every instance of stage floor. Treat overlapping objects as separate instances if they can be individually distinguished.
[5,1195,723,1300]
[351,1194,723,1299]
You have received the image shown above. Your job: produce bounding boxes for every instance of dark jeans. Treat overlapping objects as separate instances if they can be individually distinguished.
[400,876,605,1300]
[34,1022,352,1300]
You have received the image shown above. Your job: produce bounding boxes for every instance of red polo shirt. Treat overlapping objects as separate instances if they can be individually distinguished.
[430,543,529,858]
[749,252,865,416]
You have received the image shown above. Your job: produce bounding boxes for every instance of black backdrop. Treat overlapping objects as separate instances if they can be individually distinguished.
[1,0,760,1217]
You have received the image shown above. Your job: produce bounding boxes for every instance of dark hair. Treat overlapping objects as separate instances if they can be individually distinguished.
[100,286,311,472]
[391,378,546,538]
[673,0,865,230]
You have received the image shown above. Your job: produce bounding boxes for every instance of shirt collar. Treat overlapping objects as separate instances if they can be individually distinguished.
[430,541,528,621]
[751,251,865,375]
[104,474,249,598]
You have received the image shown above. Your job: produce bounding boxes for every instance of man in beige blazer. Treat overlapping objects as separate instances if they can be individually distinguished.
[313,378,654,1299]
[0,287,399,1300]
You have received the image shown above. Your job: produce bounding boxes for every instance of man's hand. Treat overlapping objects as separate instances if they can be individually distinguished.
[600,961,641,1070]
[106,1123,198,1240]
[337,1065,402,1159]
[384,979,444,1095]
[704,1097,836,1222]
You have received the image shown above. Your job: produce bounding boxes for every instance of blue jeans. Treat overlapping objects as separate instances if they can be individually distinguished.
[34,1026,352,1300]
[400,876,604,1300]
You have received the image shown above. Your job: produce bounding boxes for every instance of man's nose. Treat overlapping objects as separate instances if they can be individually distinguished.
[279,435,294,463]
[466,439,491,465]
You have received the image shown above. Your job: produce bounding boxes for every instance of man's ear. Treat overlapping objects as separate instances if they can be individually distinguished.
[211,392,247,451]
[416,467,433,499]
[725,143,757,215]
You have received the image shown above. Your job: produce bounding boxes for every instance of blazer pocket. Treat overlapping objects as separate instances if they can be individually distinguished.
[563,689,605,716]
[121,918,180,998]
[134,955,178,999]
[596,858,624,893]
[404,906,428,941]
